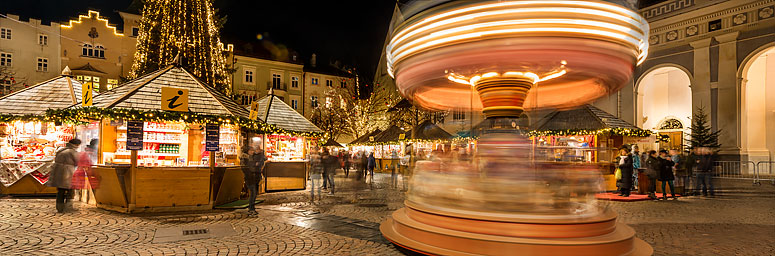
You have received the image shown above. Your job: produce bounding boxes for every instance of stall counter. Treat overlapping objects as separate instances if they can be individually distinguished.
[264,161,306,191]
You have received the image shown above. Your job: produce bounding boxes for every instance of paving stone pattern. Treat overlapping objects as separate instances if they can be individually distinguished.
[1,173,773,255]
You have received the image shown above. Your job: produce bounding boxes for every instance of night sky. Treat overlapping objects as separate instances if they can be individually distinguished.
[2,0,397,86]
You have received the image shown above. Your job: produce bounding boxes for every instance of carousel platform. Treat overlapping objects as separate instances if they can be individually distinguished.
[596,193,681,202]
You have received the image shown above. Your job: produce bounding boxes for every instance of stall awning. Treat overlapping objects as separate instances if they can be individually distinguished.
[533,105,648,136]
[89,66,249,118]
[404,120,452,141]
[0,68,85,116]
[350,129,382,144]
[254,94,322,133]
[322,139,344,147]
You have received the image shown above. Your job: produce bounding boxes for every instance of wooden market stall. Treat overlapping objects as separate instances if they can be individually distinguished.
[530,105,652,191]
[404,120,454,160]
[62,65,253,213]
[349,129,382,156]
[0,68,84,195]
[371,125,407,172]
[252,94,322,191]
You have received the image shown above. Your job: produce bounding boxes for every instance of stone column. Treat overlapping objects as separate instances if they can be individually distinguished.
[715,32,740,157]
[689,38,713,126]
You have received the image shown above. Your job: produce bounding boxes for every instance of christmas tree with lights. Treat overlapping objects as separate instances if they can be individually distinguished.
[129,0,232,93]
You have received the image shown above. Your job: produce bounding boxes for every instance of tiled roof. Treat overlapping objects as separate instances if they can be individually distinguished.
[89,66,250,118]
[0,75,85,115]
[350,129,382,144]
[373,125,405,143]
[535,105,641,131]
[404,120,453,141]
[255,94,322,133]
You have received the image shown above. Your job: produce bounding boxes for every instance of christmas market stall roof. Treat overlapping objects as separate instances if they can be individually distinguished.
[373,125,406,143]
[532,105,649,136]
[350,129,382,144]
[84,66,249,118]
[404,120,453,141]
[0,67,86,117]
[322,139,344,148]
[254,94,322,133]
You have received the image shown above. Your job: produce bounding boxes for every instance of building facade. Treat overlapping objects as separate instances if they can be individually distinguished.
[302,61,356,118]
[0,14,61,96]
[229,52,305,114]
[60,10,138,92]
[589,0,775,161]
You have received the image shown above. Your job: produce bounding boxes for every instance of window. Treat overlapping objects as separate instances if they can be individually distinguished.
[311,96,319,108]
[325,97,332,108]
[107,79,119,90]
[340,80,346,88]
[0,52,11,67]
[244,68,254,84]
[291,99,298,109]
[131,27,140,37]
[453,110,465,120]
[36,58,48,72]
[0,28,10,40]
[311,77,319,85]
[326,79,333,87]
[291,76,299,88]
[38,34,48,45]
[240,94,256,106]
[77,76,101,91]
[0,79,11,96]
[272,73,282,89]
[82,44,105,58]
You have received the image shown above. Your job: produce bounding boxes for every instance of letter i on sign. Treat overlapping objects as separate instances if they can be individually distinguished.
[82,82,93,106]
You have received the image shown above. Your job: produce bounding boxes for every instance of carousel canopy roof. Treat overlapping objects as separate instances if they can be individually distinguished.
[351,129,382,144]
[88,66,249,118]
[322,139,344,147]
[535,105,640,131]
[404,120,453,141]
[373,125,406,143]
[254,94,322,133]
[0,71,86,116]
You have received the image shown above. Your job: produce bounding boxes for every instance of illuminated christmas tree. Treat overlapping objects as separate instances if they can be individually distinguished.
[129,0,232,93]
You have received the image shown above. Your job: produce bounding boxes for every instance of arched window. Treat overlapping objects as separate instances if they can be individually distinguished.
[82,44,105,58]
[82,43,92,56]
[96,45,105,58]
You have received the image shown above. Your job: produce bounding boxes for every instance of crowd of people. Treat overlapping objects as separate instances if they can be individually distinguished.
[616,145,717,200]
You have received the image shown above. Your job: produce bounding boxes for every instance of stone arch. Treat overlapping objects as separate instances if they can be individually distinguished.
[738,43,775,163]
[635,63,694,92]
[634,65,693,131]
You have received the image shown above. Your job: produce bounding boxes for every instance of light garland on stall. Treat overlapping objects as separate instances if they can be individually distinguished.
[526,128,652,137]
[42,107,322,138]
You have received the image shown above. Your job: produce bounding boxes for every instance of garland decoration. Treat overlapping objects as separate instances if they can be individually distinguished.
[526,128,652,137]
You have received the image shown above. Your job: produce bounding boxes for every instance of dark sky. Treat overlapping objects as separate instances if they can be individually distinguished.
[2,0,397,85]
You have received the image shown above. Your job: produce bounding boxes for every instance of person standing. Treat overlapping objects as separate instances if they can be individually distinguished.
[240,147,259,215]
[321,148,332,190]
[390,150,399,188]
[367,152,376,180]
[631,145,641,190]
[695,147,716,197]
[658,150,677,200]
[343,150,351,178]
[399,148,411,191]
[617,147,634,197]
[46,139,81,213]
[323,148,338,194]
[360,151,368,179]
[71,140,97,197]
[644,150,660,200]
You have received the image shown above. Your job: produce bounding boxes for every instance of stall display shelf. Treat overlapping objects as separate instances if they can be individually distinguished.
[115,152,180,157]
[117,127,183,133]
[117,139,182,144]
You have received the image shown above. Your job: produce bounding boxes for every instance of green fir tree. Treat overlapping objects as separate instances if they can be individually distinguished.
[687,106,721,150]
[129,0,232,93]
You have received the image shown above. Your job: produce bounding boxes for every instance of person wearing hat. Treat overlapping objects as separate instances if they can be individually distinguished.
[47,138,81,213]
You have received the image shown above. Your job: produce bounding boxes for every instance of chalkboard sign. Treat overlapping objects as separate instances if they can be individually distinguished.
[205,124,220,151]
[127,121,144,150]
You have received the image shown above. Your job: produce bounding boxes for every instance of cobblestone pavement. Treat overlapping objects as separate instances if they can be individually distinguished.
[1,172,773,255]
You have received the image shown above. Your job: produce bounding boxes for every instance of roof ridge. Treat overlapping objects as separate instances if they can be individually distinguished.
[105,66,174,109]
[0,75,65,101]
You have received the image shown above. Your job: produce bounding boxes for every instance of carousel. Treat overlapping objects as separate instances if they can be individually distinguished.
[380,1,653,255]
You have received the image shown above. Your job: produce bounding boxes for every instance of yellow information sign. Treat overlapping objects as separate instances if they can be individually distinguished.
[249,101,259,120]
[82,82,93,107]
[161,87,189,112]
[398,133,406,140]
[369,136,375,142]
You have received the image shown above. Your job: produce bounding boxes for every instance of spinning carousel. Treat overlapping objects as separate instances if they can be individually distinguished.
[380,1,653,255]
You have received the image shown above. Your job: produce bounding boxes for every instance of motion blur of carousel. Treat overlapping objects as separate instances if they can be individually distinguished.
[379,1,653,255]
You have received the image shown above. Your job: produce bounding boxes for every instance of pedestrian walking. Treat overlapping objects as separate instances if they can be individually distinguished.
[367,152,376,180]
[390,150,399,188]
[658,150,677,200]
[631,145,641,190]
[72,139,97,192]
[46,139,81,213]
[360,151,368,179]
[695,147,716,197]
[321,148,332,190]
[324,148,338,194]
[240,147,259,215]
[308,148,323,201]
[399,148,411,191]
[343,150,351,178]
[644,150,660,200]
[617,147,633,197]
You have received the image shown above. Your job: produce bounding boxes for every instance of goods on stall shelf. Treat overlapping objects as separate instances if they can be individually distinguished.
[112,121,187,166]
[200,126,238,156]
[265,134,304,161]
[0,122,75,187]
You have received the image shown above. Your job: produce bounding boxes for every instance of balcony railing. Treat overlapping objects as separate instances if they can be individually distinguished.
[266,82,288,91]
